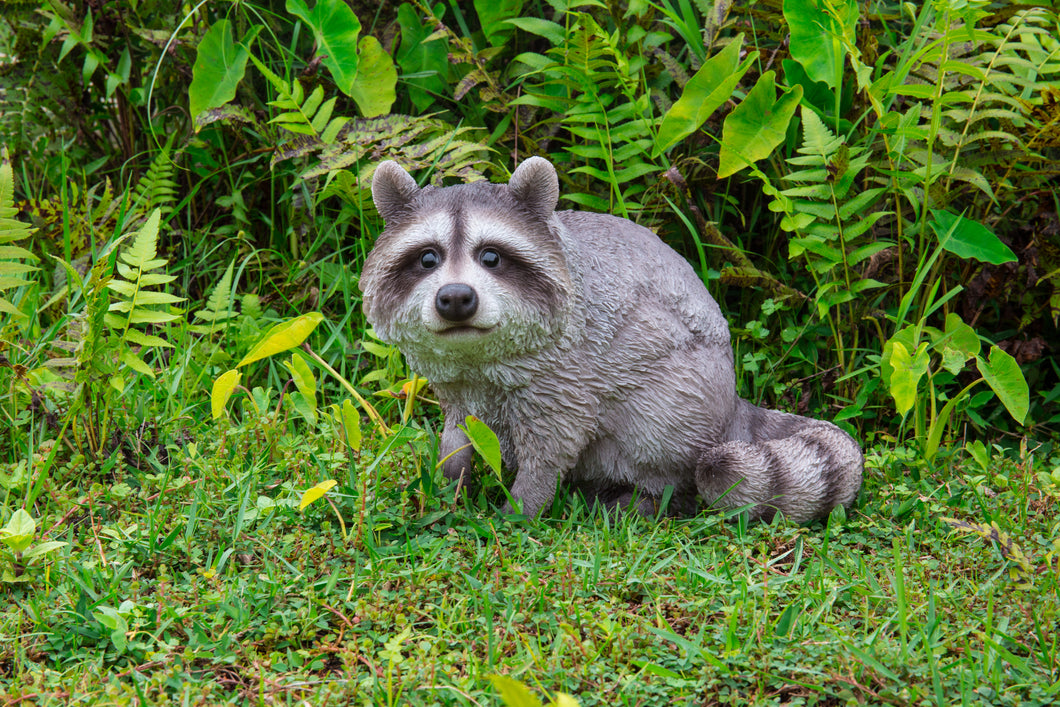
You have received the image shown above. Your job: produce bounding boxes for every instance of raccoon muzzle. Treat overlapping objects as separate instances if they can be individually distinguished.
[435,283,479,322]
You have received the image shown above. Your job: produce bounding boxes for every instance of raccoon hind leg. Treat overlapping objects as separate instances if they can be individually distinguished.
[696,425,862,523]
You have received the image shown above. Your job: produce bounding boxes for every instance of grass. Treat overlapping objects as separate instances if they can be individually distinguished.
[2,405,1058,705]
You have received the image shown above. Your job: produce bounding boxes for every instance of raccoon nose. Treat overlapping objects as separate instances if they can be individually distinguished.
[435,283,479,322]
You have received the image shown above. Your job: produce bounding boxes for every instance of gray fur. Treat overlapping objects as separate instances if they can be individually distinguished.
[360,158,864,522]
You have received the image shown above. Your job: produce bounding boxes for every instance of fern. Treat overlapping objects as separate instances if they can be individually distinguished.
[190,260,238,335]
[765,109,894,367]
[131,136,180,218]
[0,147,39,320]
[782,109,892,291]
[250,55,348,166]
[884,7,1060,209]
[510,13,663,216]
[306,114,492,206]
[102,209,185,378]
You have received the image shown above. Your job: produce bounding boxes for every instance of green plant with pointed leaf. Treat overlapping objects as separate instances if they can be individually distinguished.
[0,147,39,323]
[653,35,757,156]
[211,312,386,434]
[882,313,1029,462]
[103,208,186,382]
[509,12,666,216]
[716,72,803,179]
[1,509,67,583]
[188,19,261,125]
[760,107,891,372]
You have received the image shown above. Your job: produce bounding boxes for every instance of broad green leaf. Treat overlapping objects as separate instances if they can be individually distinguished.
[348,36,397,117]
[489,675,544,707]
[122,350,155,378]
[929,209,1016,265]
[888,340,930,417]
[93,607,129,654]
[0,509,35,554]
[783,0,858,89]
[475,0,523,46]
[189,20,260,122]
[286,0,362,95]
[238,312,324,367]
[396,2,449,112]
[299,479,337,510]
[22,541,67,559]
[977,345,1029,424]
[717,73,803,178]
[504,17,564,45]
[338,398,361,451]
[459,416,502,477]
[284,352,316,407]
[965,440,990,470]
[211,369,242,420]
[940,312,980,373]
[286,391,317,425]
[654,36,755,155]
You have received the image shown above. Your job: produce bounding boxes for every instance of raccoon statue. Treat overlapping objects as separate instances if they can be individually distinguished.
[360,157,863,522]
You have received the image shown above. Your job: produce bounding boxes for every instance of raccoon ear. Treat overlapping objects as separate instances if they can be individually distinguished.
[508,157,559,218]
[372,161,420,222]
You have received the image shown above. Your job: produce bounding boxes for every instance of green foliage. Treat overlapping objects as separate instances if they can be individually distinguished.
[395,2,450,112]
[716,71,802,178]
[0,147,39,320]
[285,0,363,96]
[130,137,180,217]
[510,11,666,215]
[103,209,185,380]
[2,1,1060,699]
[653,35,755,156]
[783,0,860,90]
[189,19,259,122]
[0,509,66,584]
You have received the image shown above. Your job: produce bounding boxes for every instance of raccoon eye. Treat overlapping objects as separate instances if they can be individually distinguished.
[419,249,440,270]
[479,248,501,269]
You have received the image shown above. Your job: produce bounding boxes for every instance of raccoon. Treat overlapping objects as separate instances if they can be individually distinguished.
[360,157,863,522]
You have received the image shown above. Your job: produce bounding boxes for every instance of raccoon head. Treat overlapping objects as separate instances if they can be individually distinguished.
[360,158,578,372]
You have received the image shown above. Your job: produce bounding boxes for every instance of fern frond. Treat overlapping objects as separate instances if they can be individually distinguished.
[131,137,179,218]
[191,260,238,335]
[250,55,349,160]
[776,107,892,291]
[103,209,185,378]
[0,147,39,319]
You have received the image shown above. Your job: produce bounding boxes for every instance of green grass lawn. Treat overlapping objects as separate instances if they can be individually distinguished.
[3,423,1058,706]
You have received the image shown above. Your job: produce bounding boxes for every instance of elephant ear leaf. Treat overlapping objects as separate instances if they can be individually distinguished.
[929,209,1017,265]
[348,36,397,117]
[189,20,261,122]
[654,36,756,156]
[717,72,803,178]
[285,0,362,95]
[976,346,1028,424]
